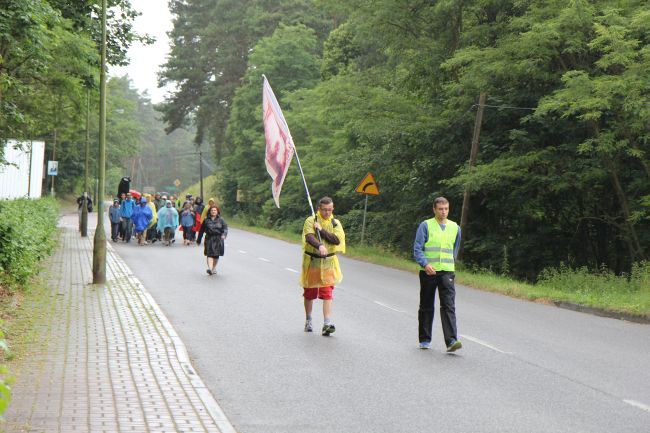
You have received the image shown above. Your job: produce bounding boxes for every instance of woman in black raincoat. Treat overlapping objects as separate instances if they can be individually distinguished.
[196,205,228,275]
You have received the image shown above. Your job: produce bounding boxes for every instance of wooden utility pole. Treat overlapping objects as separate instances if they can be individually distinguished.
[92,0,107,284]
[199,150,204,199]
[458,92,487,258]
[50,128,56,197]
[81,88,90,237]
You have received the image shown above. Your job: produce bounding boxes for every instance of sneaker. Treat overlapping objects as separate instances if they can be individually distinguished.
[419,341,431,350]
[446,339,462,353]
[304,320,313,332]
[321,323,336,336]
[206,269,212,275]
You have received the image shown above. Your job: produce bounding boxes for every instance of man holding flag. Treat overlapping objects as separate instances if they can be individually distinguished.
[262,77,346,336]
[301,197,345,336]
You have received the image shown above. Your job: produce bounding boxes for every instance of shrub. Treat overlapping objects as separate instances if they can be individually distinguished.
[0,198,59,288]
[537,262,649,295]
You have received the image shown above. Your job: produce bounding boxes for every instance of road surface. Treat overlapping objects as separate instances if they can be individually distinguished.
[112,226,650,433]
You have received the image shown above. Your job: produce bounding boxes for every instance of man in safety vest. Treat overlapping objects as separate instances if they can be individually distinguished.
[413,196,462,352]
[300,197,346,336]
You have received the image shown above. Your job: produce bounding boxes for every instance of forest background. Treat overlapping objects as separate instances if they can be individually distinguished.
[159,0,649,282]
[0,0,199,199]
[1,0,649,283]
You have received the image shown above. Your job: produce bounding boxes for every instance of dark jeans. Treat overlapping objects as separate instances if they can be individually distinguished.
[418,270,458,345]
[146,227,157,242]
[182,226,193,241]
[110,222,120,240]
[121,217,132,241]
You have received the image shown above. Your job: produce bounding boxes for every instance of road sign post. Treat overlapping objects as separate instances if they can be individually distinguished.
[354,172,379,245]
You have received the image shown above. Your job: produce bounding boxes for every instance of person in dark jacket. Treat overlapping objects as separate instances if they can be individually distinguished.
[196,206,228,275]
[108,199,121,242]
[117,176,131,198]
[76,194,93,212]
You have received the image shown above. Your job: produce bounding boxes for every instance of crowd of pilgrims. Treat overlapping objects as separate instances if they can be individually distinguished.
[108,192,219,247]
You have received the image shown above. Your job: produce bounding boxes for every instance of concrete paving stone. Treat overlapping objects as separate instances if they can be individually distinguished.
[4,218,228,433]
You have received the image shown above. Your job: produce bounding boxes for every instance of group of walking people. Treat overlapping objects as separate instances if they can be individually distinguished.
[105,188,461,350]
[108,192,228,274]
[300,195,462,351]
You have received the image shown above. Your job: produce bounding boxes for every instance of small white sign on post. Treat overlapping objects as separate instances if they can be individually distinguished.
[47,161,59,176]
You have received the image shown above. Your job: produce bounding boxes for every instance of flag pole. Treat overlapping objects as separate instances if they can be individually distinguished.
[261,75,319,244]
[262,74,316,218]
[291,143,321,243]
[291,143,316,217]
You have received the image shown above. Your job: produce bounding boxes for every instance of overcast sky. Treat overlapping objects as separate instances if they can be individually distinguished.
[111,0,174,103]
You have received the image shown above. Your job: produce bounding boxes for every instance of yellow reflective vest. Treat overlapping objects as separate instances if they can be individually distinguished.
[424,218,458,272]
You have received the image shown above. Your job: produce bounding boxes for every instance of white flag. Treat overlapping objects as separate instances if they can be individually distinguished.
[263,76,295,207]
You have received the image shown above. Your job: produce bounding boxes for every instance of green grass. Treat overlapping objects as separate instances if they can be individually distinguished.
[1,271,55,367]
[0,265,56,418]
[228,217,650,319]
[179,174,219,200]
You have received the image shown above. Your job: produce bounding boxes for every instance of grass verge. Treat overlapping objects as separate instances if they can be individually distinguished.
[228,217,650,320]
[0,272,53,367]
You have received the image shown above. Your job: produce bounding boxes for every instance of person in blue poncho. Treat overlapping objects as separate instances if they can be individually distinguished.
[156,200,179,246]
[132,197,153,245]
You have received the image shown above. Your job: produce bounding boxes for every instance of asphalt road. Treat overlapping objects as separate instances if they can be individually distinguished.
[112,226,650,433]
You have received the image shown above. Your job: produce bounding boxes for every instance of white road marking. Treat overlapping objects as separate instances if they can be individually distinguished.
[373,301,406,313]
[459,334,512,354]
[624,399,650,412]
[285,267,299,273]
[238,250,247,254]
[258,257,271,262]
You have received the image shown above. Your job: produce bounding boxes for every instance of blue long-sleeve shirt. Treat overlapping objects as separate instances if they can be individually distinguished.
[413,220,461,268]
[120,199,135,218]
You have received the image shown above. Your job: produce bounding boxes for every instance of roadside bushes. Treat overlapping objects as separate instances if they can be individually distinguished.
[0,198,59,289]
[536,262,650,315]
[538,262,650,295]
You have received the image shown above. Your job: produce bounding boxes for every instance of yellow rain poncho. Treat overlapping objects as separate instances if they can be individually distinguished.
[144,194,158,228]
[300,211,346,288]
[201,198,217,222]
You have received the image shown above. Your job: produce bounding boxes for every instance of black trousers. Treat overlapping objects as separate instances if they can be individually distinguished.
[418,270,458,345]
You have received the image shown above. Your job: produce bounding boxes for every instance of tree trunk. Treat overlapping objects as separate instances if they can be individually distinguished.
[603,156,646,260]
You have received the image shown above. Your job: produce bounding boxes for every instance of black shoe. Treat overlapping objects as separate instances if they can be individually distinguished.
[321,323,336,336]
[446,339,462,353]
[206,269,212,275]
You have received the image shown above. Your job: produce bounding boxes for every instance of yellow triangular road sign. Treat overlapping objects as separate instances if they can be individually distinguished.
[355,172,379,195]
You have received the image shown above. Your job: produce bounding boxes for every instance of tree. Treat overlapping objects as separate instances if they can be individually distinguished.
[220,23,322,219]
[159,0,330,153]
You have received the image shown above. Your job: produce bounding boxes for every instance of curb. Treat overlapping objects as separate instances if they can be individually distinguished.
[107,241,238,433]
[552,301,650,324]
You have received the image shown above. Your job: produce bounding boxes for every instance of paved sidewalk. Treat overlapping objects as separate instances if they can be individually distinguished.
[4,213,236,433]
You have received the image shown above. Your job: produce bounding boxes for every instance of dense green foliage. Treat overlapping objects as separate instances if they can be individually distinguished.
[0,198,58,287]
[0,0,149,152]
[138,1,650,279]
[0,0,199,198]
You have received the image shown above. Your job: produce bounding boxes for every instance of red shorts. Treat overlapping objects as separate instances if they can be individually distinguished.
[303,286,334,300]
